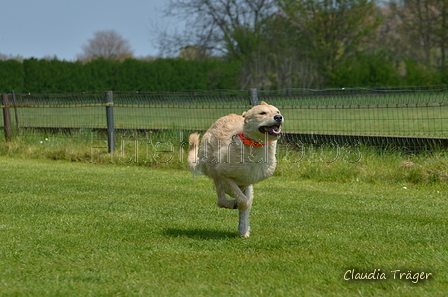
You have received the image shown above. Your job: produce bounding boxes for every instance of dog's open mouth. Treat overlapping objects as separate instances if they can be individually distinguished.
[259,125,282,136]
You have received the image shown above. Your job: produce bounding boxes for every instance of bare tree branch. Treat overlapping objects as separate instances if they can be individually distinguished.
[158,0,276,57]
[77,30,134,61]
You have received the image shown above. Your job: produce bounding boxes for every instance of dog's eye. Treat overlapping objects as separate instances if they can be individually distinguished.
[259,112,266,115]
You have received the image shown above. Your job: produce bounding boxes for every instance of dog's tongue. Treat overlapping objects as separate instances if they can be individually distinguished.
[263,125,280,134]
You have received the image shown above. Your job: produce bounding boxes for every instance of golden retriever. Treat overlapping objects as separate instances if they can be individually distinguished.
[187,102,284,237]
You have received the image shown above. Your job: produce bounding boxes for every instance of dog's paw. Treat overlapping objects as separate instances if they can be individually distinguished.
[217,199,237,209]
[240,230,250,238]
[241,232,250,238]
[238,225,250,238]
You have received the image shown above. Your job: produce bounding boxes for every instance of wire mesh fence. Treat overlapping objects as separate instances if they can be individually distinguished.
[1,86,448,152]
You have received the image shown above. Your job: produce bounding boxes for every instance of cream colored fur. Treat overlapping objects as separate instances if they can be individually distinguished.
[188,102,284,238]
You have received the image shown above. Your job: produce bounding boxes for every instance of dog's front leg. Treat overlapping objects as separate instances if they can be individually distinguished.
[220,177,252,211]
[214,179,238,209]
[238,185,253,238]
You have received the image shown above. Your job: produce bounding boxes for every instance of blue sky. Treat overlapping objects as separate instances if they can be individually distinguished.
[1,0,176,60]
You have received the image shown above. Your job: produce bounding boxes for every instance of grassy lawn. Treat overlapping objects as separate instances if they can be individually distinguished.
[0,156,447,296]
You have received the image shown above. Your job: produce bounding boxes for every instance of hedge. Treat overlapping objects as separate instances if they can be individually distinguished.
[0,58,241,93]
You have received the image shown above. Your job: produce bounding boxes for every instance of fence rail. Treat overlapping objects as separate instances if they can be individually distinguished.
[2,87,448,152]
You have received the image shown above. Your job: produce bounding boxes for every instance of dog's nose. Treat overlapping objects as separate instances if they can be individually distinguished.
[274,115,283,122]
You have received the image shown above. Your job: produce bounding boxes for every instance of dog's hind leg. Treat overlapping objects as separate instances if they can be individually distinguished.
[238,185,253,238]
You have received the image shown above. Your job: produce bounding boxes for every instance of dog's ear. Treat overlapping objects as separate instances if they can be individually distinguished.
[260,101,268,105]
[242,111,247,117]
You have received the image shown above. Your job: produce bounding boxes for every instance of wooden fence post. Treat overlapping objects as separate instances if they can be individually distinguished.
[11,90,20,131]
[2,94,12,142]
[106,91,115,153]
[249,88,259,105]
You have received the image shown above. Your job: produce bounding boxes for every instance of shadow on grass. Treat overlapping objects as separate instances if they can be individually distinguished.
[164,228,239,240]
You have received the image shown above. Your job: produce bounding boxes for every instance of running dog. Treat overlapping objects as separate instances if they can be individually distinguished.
[187,102,284,237]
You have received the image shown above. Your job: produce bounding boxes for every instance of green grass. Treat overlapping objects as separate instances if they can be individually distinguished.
[2,129,448,184]
[0,156,447,296]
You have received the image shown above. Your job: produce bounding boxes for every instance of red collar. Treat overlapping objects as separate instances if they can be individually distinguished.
[237,133,271,147]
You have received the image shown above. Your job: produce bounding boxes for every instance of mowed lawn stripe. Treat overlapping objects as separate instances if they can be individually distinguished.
[0,157,446,296]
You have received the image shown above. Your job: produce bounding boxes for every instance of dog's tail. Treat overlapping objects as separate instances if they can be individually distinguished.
[187,133,201,174]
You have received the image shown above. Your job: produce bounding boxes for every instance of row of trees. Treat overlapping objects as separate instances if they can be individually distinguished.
[0,58,241,93]
[0,54,441,93]
[157,0,448,89]
[1,1,447,91]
